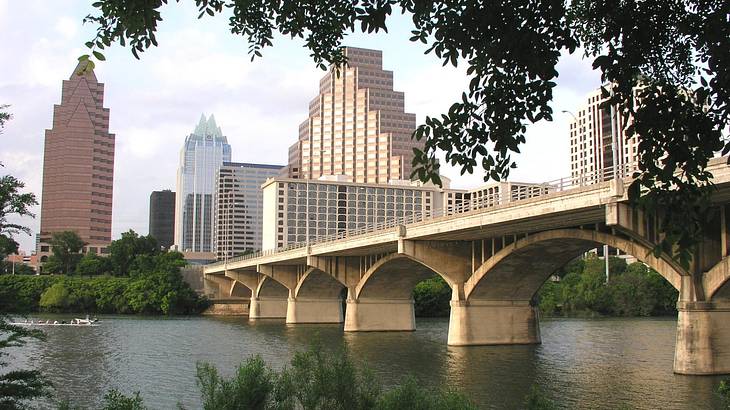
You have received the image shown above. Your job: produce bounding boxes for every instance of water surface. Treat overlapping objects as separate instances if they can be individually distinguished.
[7,315,726,409]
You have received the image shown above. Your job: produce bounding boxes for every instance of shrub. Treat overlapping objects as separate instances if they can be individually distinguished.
[101,389,146,410]
[197,356,274,410]
[376,376,476,410]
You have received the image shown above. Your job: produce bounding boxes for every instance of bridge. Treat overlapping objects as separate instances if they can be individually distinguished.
[204,158,730,375]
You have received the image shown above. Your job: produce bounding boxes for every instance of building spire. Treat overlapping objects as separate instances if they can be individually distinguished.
[70,59,98,82]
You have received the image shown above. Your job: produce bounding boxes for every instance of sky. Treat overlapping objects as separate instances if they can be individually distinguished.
[0,0,602,253]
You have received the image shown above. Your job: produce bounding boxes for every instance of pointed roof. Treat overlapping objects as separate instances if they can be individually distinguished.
[191,113,226,142]
[70,60,98,82]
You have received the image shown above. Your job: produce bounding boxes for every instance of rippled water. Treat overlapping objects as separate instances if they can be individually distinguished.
[6,315,726,409]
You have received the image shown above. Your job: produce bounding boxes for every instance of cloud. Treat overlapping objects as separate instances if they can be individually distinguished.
[54,16,78,40]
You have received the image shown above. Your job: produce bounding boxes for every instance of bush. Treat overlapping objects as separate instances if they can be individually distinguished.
[719,378,730,409]
[197,357,274,410]
[101,389,146,410]
[376,376,476,410]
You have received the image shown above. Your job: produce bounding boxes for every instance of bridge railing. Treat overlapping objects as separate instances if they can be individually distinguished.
[206,163,638,269]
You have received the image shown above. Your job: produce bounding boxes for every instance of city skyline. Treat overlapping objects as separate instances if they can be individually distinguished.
[0,0,601,253]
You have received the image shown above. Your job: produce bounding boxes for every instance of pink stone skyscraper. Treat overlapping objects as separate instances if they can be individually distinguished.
[288,47,418,183]
[39,62,115,256]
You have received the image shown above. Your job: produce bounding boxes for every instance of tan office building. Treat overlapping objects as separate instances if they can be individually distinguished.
[38,61,115,258]
[569,86,638,182]
[287,47,419,183]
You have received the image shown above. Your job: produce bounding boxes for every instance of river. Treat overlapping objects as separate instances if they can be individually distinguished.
[6,315,726,409]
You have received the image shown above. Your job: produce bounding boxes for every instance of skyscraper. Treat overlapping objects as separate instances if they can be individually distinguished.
[287,47,418,183]
[569,86,638,182]
[149,190,176,249]
[175,114,231,252]
[38,61,115,257]
[214,162,284,260]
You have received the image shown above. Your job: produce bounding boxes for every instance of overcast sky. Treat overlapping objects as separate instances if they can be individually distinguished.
[0,1,601,253]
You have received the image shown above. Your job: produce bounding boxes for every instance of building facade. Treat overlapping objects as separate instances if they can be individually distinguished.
[262,178,444,250]
[287,47,419,184]
[569,86,638,183]
[38,61,115,258]
[262,178,558,251]
[149,190,176,249]
[175,114,231,252]
[214,162,285,260]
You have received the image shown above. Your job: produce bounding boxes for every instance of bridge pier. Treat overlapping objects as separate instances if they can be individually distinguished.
[344,298,415,331]
[447,300,541,345]
[674,301,730,375]
[249,296,288,320]
[286,297,343,324]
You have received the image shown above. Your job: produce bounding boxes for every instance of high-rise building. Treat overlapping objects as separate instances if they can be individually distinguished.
[287,47,418,183]
[149,190,176,249]
[214,162,285,260]
[175,114,231,252]
[569,86,638,182]
[38,61,115,258]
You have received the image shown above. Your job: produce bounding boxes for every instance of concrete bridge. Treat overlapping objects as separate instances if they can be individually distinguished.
[204,158,730,375]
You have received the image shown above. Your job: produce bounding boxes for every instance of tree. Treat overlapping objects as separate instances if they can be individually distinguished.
[0,316,52,408]
[47,231,86,275]
[0,105,10,134]
[80,1,729,266]
[0,142,38,259]
[108,230,159,276]
[76,251,112,276]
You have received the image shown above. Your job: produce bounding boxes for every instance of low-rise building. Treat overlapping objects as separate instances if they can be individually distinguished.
[262,178,557,251]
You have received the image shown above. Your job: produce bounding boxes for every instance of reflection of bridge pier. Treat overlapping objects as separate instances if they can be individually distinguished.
[205,158,730,375]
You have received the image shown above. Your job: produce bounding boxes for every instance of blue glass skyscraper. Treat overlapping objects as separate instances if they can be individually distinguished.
[174,114,231,252]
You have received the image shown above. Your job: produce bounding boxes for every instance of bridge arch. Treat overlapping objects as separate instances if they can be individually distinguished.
[355,253,454,300]
[256,275,290,298]
[464,229,685,302]
[703,257,730,301]
[230,280,252,298]
[294,267,346,299]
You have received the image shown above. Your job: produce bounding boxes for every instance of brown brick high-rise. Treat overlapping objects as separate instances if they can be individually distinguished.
[39,61,115,256]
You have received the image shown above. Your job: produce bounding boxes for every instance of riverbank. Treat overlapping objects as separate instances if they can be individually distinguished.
[0,273,208,315]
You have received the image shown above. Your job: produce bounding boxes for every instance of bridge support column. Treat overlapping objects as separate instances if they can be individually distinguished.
[344,298,415,332]
[447,300,541,345]
[249,296,287,320]
[674,301,730,375]
[286,297,343,324]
